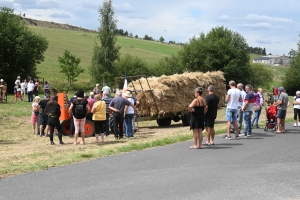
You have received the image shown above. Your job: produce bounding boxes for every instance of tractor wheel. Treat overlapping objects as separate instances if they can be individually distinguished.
[157,118,172,126]
[182,113,191,126]
[84,119,95,137]
[172,116,181,122]
[61,119,71,136]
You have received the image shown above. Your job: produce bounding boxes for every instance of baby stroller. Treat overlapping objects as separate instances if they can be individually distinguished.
[264,104,277,131]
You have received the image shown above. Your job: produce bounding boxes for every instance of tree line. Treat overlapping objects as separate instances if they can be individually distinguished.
[248,46,266,55]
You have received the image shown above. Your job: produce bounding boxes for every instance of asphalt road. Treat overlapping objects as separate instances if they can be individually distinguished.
[1,123,300,200]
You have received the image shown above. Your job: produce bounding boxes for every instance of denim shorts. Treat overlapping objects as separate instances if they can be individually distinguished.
[226,108,238,122]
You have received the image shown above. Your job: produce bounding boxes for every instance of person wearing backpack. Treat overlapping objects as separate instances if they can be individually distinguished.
[69,89,90,145]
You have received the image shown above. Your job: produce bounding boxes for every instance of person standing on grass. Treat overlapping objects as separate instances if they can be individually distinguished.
[102,91,112,136]
[93,84,100,94]
[34,78,39,97]
[241,85,255,137]
[123,91,135,138]
[20,79,27,100]
[15,76,21,85]
[251,88,264,129]
[102,83,111,97]
[109,90,132,140]
[30,96,40,135]
[44,96,64,145]
[130,91,140,133]
[274,86,289,133]
[91,94,106,143]
[38,95,50,137]
[44,81,50,98]
[69,89,90,145]
[14,84,23,102]
[68,92,77,138]
[224,80,242,140]
[27,79,35,102]
[293,91,300,127]
[188,87,206,149]
[203,85,219,145]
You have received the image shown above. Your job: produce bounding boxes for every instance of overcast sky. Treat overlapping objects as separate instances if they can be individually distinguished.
[1,0,300,55]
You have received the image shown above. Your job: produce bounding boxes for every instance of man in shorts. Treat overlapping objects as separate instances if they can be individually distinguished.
[224,80,242,140]
[274,86,289,133]
[38,95,50,136]
[204,85,219,145]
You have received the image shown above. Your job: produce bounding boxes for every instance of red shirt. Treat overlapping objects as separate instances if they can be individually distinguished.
[273,88,278,96]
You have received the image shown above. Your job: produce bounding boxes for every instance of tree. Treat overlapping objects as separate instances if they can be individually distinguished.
[143,35,150,40]
[159,36,164,43]
[115,54,150,77]
[90,0,120,85]
[134,35,138,39]
[178,26,250,84]
[152,55,184,76]
[248,64,274,89]
[283,35,300,94]
[128,33,133,38]
[58,50,84,91]
[0,7,48,92]
[124,30,128,37]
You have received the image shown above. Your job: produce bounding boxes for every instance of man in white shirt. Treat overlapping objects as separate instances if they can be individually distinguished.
[20,79,26,99]
[224,80,242,140]
[27,79,35,102]
[237,83,247,133]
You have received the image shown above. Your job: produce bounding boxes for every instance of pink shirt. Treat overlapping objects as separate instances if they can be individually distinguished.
[87,98,95,111]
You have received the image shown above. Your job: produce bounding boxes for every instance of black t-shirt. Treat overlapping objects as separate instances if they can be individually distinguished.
[44,102,61,118]
[205,94,220,119]
[72,98,88,119]
[38,99,49,114]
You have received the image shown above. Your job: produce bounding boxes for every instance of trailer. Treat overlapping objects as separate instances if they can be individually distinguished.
[57,93,95,137]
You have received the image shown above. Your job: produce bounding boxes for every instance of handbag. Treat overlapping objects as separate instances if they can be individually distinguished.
[253,105,261,112]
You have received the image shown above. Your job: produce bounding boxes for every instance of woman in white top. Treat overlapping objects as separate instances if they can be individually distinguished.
[293,91,300,127]
[123,91,135,138]
[30,96,40,135]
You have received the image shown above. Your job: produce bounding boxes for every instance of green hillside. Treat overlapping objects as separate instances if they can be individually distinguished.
[29,26,181,88]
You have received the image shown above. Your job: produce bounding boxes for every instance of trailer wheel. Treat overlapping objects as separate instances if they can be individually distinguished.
[172,116,181,122]
[157,118,172,126]
[182,113,191,126]
[61,119,71,136]
[84,119,95,137]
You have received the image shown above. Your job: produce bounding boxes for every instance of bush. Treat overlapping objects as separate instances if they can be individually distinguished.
[248,63,274,90]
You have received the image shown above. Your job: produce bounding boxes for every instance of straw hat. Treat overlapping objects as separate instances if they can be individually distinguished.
[124,91,132,98]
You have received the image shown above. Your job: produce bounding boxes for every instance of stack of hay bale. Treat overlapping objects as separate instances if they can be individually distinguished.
[128,71,226,117]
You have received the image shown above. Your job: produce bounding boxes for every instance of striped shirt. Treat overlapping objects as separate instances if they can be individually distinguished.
[244,92,255,111]
[102,97,112,113]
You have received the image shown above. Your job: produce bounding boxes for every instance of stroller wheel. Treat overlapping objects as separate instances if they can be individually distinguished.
[264,127,268,132]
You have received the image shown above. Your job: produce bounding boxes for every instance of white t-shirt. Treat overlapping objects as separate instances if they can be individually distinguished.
[126,98,135,114]
[227,88,241,109]
[20,82,26,90]
[294,96,300,109]
[238,90,247,108]
[15,79,21,85]
[27,82,35,92]
[102,86,111,94]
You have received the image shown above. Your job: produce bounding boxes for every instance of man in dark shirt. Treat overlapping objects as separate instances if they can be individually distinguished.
[38,95,50,136]
[102,91,112,136]
[204,85,220,145]
[109,91,132,139]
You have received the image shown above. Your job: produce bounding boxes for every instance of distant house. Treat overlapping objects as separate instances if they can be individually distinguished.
[252,55,291,66]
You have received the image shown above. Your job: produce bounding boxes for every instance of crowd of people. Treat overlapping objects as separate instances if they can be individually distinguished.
[188,81,291,149]
[21,77,295,147]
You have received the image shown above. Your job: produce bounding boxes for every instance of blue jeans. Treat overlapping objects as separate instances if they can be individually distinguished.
[28,91,33,102]
[243,111,252,135]
[124,114,134,137]
[251,108,262,125]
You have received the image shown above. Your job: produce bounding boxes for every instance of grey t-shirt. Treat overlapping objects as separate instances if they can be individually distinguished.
[278,93,289,110]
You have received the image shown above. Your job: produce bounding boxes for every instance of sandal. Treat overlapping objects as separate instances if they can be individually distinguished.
[189,146,198,149]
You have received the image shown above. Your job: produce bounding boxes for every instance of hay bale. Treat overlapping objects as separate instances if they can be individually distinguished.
[128,71,226,117]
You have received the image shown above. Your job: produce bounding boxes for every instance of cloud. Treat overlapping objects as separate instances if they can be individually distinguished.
[49,12,71,18]
[256,39,272,44]
[217,14,235,21]
[81,2,98,10]
[238,22,283,30]
[245,14,293,23]
[128,16,147,19]
[115,3,135,13]
[0,0,14,8]
[13,0,60,10]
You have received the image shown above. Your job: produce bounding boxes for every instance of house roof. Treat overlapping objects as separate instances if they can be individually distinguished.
[253,57,274,61]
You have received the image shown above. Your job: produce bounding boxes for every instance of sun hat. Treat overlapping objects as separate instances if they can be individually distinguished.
[96,83,99,86]
[35,96,40,99]
[17,76,20,78]
[90,92,94,95]
[124,91,132,98]
[0,79,3,82]
[296,91,300,95]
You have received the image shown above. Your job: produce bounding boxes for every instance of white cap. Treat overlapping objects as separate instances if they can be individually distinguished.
[90,92,94,95]
[17,76,20,78]
[96,83,99,86]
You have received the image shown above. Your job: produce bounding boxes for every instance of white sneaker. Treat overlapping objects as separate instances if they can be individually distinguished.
[294,123,297,127]
[239,133,246,137]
